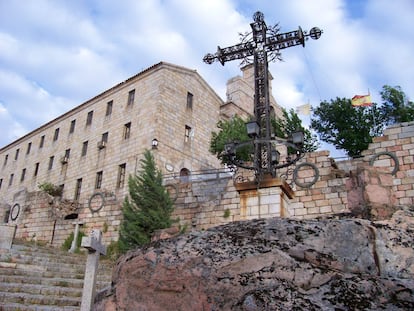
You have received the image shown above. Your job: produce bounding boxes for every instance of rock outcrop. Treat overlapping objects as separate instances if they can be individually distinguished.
[95,209,414,310]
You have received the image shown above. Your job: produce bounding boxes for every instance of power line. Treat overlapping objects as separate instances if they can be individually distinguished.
[302,48,322,102]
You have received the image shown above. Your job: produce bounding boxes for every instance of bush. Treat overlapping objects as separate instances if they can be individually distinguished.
[38,182,63,197]
[61,230,85,253]
[103,241,121,261]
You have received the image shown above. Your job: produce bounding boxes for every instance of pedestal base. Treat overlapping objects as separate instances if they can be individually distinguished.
[235,177,293,219]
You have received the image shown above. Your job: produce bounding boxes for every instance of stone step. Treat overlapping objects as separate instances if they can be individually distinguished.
[0,242,114,310]
[0,282,82,298]
[0,274,84,289]
[2,247,87,265]
[0,291,81,307]
[0,273,110,291]
[0,302,79,311]
[0,260,112,280]
[0,265,83,280]
[2,252,86,266]
[1,246,113,272]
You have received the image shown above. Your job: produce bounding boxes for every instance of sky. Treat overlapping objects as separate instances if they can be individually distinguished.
[0,0,413,158]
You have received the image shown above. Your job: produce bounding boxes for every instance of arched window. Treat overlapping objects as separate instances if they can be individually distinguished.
[179,168,190,183]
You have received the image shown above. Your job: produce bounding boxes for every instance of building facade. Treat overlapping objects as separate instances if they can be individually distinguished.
[0,61,286,245]
[0,62,226,210]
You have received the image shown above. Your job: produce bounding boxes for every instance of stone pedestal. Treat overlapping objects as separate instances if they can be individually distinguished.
[235,177,294,220]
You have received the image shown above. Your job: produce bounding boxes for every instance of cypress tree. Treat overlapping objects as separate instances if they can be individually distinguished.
[118,150,174,253]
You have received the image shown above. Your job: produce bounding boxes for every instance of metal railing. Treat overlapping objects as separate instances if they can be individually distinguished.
[163,168,234,184]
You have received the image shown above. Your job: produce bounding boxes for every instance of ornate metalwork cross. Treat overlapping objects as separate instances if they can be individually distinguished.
[204,11,322,180]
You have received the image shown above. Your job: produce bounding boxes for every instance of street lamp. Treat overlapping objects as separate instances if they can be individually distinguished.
[246,121,260,138]
[271,148,280,165]
[152,138,158,149]
[289,131,304,148]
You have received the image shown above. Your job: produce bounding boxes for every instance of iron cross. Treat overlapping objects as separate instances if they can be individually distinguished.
[204,11,322,178]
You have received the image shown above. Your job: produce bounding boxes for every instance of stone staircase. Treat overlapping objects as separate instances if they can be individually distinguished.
[0,242,113,310]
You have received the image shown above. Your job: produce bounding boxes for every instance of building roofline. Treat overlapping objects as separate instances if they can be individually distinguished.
[0,62,223,152]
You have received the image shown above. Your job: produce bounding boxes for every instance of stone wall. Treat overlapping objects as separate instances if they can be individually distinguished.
[3,122,414,246]
[285,151,349,219]
[168,121,414,228]
[361,121,414,207]
[7,189,123,247]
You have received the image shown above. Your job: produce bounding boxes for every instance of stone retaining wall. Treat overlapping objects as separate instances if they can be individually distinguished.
[169,121,414,227]
[3,122,414,246]
[7,190,122,247]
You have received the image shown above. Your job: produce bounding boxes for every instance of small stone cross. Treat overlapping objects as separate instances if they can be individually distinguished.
[80,229,106,311]
[69,220,83,253]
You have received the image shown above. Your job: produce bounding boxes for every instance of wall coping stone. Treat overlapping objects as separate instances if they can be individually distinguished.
[234,176,294,199]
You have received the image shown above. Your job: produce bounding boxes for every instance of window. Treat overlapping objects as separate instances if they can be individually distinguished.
[86,111,93,126]
[185,125,192,143]
[26,142,32,155]
[59,184,64,196]
[127,89,135,106]
[48,156,54,170]
[81,141,88,156]
[180,168,190,183]
[15,149,20,160]
[106,100,113,116]
[53,128,59,141]
[39,135,45,148]
[3,154,8,167]
[69,119,76,134]
[8,174,14,186]
[98,133,108,149]
[62,149,70,164]
[187,92,193,110]
[117,163,126,189]
[34,163,39,177]
[74,178,82,201]
[102,132,109,143]
[95,171,103,189]
[20,168,26,182]
[123,122,131,140]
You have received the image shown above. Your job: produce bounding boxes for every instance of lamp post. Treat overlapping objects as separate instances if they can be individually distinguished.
[204,11,321,181]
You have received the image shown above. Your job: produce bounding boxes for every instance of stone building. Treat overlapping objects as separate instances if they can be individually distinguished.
[222,63,283,121]
[0,62,226,216]
[0,61,283,244]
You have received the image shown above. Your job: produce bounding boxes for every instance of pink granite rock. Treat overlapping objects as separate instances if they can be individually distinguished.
[94,209,414,310]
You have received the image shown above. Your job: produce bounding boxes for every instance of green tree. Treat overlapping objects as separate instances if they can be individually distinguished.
[272,108,319,153]
[310,97,383,157]
[210,110,317,165]
[380,85,414,125]
[209,115,252,164]
[118,150,174,253]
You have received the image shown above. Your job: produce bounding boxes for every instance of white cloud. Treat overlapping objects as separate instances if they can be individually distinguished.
[0,0,413,157]
[0,102,27,147]
[0,69,76,147]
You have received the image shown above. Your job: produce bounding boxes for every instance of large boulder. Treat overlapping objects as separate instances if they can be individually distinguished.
[95,209,414,310]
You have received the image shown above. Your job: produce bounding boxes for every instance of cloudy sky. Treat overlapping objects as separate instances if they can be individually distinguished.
[0,0,413,158]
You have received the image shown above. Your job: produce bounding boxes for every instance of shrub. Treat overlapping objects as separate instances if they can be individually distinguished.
[38,182,63,197]
[61,230,85,253]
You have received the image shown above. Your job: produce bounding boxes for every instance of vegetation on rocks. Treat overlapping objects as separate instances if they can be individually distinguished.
[38,182,63,197]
